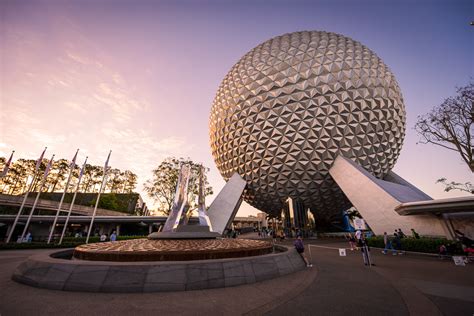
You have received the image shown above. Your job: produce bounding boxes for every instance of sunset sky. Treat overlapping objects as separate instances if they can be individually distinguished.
[0,0,472,216]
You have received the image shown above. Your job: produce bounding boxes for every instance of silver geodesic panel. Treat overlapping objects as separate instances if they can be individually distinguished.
[209,31,406,223]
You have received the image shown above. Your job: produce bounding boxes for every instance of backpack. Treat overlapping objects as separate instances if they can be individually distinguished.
[294,240,304,252]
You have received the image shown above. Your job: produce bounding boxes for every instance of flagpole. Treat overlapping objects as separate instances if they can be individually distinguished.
[6,175,36,243]
[47,149,79,244]
[6,147,46,243]
[86,150,111,244]
[59,156,88,245]
[20,154,54,242]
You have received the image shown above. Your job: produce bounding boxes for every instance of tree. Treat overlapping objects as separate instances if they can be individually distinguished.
[80,164,102,193]
[144,157,213,216]
[48,159,70,192]
[3,161,26,194]
[122,170,137,193]
[106,168,122,193]
[414,82,473,172]
[347,208,362,220]
[15,159,36,193]
[0,155,138,195]
[436,178,473,194]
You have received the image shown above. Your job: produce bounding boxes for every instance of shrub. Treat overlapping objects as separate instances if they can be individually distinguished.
[367,236,464,254]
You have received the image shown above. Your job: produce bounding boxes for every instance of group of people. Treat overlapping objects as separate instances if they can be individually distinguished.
[256,228,286,242]
[347,230,373,266]
[289,226,474,269]
[439,230,474,260]
[381,229,407,255]
[18,232,33,243]
[99,230,117,242]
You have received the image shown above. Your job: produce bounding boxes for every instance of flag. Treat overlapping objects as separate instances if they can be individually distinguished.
[78,157,88,182]
[35,147,47,173]
[70,149,79,168]
[42,155,55,180]
[104,150,111,170]
[0,150,14,178]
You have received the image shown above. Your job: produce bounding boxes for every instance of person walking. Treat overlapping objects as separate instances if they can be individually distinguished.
[354,229,362,249]
[393,230,402,255]
[100,233,107,242]
[294,235,312,267]
[382,232,396,255]
[271,230,277,243]
[355,229,362,241]
[397,228,406,239]
[110,230,117,242]
[347,233,356,251]
[358,234,374,266]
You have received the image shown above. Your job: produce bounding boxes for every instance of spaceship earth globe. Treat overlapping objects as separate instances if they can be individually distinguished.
[209,31,406,224]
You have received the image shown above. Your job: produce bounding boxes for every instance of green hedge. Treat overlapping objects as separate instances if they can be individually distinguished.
[0,235,147,250]
[367,236,464,254]
[0,242,83,250]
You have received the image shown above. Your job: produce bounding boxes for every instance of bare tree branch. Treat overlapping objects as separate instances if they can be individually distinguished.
[414,81,474,173]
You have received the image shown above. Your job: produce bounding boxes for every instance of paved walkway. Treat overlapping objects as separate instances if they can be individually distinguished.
[272,239,473,316]
[0,239,473,315]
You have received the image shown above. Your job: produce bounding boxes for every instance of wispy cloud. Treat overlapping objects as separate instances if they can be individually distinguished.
[66,51,93,65]
[1,18,189,209]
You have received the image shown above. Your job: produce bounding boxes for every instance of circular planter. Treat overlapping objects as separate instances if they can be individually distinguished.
[73,238,273,261]
[13,245,306,292]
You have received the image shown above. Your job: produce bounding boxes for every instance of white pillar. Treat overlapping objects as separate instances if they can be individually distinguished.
[5,224,13,241]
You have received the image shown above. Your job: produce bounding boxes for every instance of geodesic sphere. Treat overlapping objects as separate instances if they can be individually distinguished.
[209,31,406,222]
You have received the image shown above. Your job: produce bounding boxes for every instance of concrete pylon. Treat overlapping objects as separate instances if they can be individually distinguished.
[329,155,449,237]
[207,173,246,235]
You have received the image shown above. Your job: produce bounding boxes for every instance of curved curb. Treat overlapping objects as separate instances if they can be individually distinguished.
[12,245,306,293]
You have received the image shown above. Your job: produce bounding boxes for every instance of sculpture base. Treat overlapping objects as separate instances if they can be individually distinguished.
[73,238,272,261]
[148,231,221,239]
[149,225,220,239]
